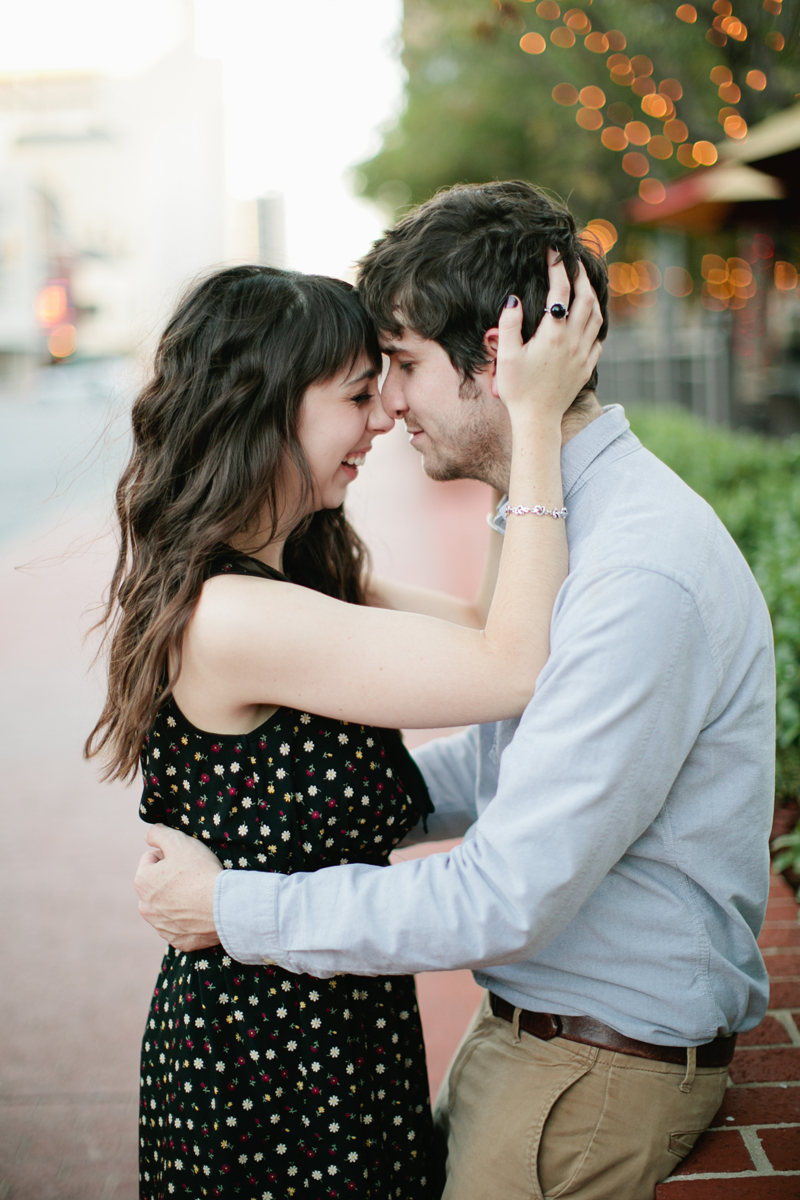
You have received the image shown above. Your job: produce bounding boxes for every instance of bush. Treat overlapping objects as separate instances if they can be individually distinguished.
[627,407,800,798]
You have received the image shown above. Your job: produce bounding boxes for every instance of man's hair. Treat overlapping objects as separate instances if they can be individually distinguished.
[357,180,609,404]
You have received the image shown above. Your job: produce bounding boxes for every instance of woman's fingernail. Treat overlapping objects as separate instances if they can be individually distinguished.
[504,295,520,308]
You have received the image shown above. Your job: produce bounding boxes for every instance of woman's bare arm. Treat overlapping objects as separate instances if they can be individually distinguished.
[178,259,602,732]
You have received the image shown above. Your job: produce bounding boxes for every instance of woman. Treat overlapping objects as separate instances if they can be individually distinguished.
[87,262,601,1199]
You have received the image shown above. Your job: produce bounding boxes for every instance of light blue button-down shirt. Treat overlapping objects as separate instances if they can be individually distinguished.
[215,405,775,1045]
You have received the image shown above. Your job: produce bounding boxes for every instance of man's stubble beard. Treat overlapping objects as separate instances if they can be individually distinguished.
[419,376,510,492]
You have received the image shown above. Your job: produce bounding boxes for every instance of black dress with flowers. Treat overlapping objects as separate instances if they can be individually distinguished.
[138,553,435,1200]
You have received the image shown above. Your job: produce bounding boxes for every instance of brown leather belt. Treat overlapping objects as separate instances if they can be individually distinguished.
[489,993,737,1068]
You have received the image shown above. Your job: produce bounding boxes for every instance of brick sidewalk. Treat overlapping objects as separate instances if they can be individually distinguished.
[657,869,800,1198]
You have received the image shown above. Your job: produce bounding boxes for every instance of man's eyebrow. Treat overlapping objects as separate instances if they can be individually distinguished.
[380,344,406,356]
[343,366,378,386]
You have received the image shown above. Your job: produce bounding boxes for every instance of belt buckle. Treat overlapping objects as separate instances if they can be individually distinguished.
[538,1013,562,1040]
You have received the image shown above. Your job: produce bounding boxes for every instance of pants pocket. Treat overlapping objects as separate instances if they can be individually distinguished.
[668,1129,707,1161]
[532,1062,597,1200]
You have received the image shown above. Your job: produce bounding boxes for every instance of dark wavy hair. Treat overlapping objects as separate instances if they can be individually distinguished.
[358,180,609,404]
[86,265,380,781]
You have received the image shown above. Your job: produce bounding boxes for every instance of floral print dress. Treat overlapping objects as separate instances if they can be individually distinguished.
[138,554,435,1200]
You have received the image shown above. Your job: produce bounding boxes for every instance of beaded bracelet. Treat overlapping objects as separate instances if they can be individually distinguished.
[506,504,568,520]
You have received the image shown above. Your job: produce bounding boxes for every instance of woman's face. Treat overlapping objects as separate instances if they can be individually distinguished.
[297,353,394,511]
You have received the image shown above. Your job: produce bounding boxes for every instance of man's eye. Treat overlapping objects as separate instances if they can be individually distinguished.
[399,361,414,372]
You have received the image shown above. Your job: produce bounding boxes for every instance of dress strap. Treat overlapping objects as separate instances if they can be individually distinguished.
[205,547,289,582]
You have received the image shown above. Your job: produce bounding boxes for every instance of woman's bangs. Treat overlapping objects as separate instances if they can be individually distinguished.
[300,278,381,385]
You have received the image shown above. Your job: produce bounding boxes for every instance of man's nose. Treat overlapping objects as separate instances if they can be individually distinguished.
[367,392,395,434]
[380,367,408,421]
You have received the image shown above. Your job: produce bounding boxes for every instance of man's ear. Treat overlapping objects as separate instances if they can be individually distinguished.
[483,327,500,398]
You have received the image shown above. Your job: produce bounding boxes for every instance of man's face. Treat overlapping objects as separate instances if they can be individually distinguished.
[379,328,510,488]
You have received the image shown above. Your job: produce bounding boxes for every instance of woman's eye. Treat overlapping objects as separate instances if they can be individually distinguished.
[351,391,374,406]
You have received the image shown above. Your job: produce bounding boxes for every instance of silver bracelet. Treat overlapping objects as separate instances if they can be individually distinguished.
[506,504,568,520]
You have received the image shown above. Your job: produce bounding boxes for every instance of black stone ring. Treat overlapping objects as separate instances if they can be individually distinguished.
[545,303,569,320]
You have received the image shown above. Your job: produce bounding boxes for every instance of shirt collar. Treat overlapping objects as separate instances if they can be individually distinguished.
[489,404,633,533]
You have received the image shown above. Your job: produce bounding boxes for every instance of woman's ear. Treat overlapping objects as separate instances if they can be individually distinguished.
[483,327,500,398]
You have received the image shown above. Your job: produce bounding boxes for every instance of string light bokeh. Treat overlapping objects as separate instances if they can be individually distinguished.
[517,0,798,321]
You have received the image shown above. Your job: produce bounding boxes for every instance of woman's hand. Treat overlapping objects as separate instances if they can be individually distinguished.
[495,248,603,425]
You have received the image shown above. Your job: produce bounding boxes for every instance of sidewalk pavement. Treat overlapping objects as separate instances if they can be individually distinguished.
[0,427,490,1200]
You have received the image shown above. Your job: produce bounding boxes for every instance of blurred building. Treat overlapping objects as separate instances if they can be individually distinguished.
[0,2,250,390]
[614,103,800,434]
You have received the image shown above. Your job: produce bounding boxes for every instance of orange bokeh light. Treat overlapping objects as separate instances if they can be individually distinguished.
[639,180,667,204]
[625,121,651,145]
[676,4,697,21]
[664,119,689,142]
[553,83,579,105]
[608,262,640,294]
[746,70,767,90]
[724,114,748,139]
[551,26,576,47]
[676,143,699,167]
[775,262,798,291]
[765,31,784,50]
[577,107,603,130]
[633,260,663,289]
[606,30,626,50]
[601,126,629,150]
[664,267,693,296]
[659,78,683,101]
[719,81,741,102]
[722,17,747,40]
[630,55,654,77]
[648,135,673,159]
[536,0,560,16]
[34,284,68,328]
[642,93,669,118]
[693,141,718,165]
[622,151,649,177]
[564,8,591,32]
[585,32,609,53]
[520,32,546,53]
[710,65,732,84]
[579,85,606,109]
[580,218,618,255]
[48,324,77,358]
[702,253,728,282]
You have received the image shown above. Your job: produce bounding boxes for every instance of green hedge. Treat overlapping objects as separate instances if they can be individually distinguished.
[627,407,800,799]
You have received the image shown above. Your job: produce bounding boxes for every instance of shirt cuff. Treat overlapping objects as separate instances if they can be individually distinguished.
[213,869,282,966]
[487,494,509,535]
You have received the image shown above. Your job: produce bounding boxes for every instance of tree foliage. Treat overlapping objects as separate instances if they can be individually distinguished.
[356,0,800,225]
[629,405,800,798]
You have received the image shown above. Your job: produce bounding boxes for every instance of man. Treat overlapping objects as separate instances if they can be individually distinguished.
[136,182,775,1199]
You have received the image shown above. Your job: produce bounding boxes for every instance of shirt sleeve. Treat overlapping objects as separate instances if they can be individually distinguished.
[215,566,719,975]
[397,726,480,845]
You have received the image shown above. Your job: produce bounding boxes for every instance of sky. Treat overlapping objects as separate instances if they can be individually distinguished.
[0,0,406,277]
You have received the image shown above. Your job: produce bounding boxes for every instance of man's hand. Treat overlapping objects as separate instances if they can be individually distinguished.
[134,824,223,952]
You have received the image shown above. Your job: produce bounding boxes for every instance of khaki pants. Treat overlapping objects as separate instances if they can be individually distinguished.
[432,994,729,1200]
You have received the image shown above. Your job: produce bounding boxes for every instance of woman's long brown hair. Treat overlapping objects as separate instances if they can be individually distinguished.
[86,266,380,781]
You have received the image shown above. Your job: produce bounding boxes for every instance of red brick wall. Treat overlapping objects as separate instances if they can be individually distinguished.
[656,870,800,1198]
